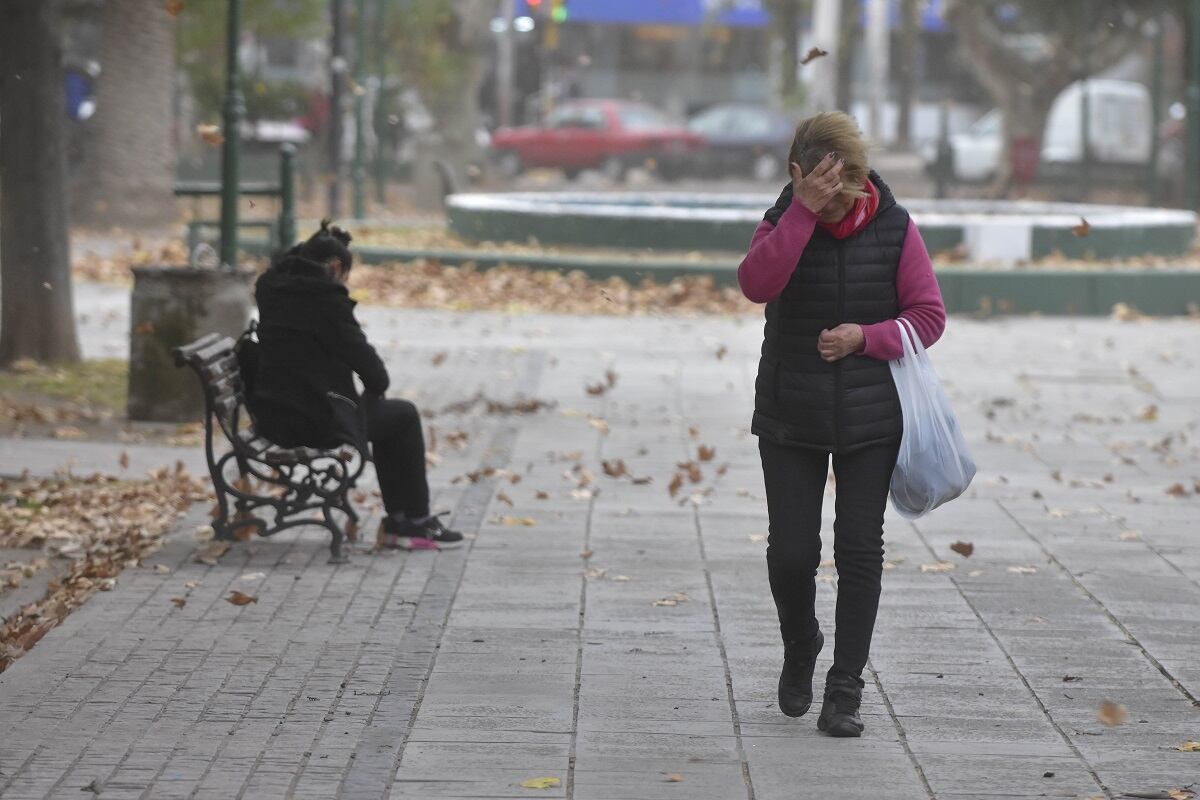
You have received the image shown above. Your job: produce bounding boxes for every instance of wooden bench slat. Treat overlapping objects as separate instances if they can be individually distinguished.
[191,337,237,367]
[172,332,223,367]
[202,354,241,381]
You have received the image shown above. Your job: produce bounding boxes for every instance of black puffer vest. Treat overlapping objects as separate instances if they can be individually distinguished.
[752,171,906,453]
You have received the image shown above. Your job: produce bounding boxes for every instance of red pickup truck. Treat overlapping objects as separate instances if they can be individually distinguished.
[488,99,704,181]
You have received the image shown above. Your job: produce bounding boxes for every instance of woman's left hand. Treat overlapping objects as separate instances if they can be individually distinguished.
[818,324,864,362]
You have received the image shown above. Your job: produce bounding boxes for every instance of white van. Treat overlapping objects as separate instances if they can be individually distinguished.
[924,79,1153,183]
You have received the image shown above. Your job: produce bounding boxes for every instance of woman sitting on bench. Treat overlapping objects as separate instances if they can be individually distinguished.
[250,221,463,551]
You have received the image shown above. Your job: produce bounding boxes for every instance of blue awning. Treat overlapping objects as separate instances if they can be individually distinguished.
[514,0,946,31]
[515,0,769,28]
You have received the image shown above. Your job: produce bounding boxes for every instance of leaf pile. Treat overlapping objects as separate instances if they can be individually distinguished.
[347,261,753,317]
[0,467,209,672]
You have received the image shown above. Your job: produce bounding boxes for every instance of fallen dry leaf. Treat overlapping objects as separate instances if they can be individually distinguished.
[1071,217,1091,237]
[589,418,610,435]
[665,773,684,782]
[1007,565,1038,574]
[519,777,560,790]
[715,346,727,360]
[170,597,186,608]
[1097,699,1126,726]
[164,0,184,16]
[920,561,956,573]
[800,46,828,65]
[498,515,536,527]
[697,445,716,462]
[1165,483,1191,497]
[602,459,628,478]
[535,490,549,500]
[667,473,684,498]
[195,540,230,566]
[118,451,130,470]
[1177,740,1200,752]
[949,541,974,558]
[1119,530,1141,541]
[154,564,171,575]
[226,591,258,606]
[653,591,689,607]
[430,351,447,366]
[1112,302,1145,321]
[196,123,223,147]
[495,491,513,507]
[580,549,593,560]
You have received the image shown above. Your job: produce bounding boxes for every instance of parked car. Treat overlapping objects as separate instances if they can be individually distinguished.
[487,99,704,181]
[659,103,795,181]
[921,79,1153,183]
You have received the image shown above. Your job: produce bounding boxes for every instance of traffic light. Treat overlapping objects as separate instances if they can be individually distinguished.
[550,0,568,23]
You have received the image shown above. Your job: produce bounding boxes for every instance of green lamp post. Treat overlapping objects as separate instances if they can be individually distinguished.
[352,0,368,219]
[218,0,244,269]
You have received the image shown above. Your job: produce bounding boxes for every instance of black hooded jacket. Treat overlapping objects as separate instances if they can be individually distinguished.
[250,254,389,448]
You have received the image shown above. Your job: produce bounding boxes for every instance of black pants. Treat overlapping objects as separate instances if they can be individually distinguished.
[363,397,430,519]
[758,437,900,681]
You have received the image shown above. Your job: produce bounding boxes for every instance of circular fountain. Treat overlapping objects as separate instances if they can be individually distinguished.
[447,192,1196,264]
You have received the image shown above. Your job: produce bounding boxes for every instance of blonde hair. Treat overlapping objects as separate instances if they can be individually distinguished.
[788,111,870,199]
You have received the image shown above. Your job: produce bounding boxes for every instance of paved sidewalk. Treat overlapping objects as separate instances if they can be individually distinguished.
[2,308,1200,799]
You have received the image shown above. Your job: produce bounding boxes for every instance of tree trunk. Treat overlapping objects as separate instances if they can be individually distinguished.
[835,0,856,112]
[894,0,919,149]
[73,0,176,227]
[0,0,82,365]
[774,1,801,106]
[412,0,492,209]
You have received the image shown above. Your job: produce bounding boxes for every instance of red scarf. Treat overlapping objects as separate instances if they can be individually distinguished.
[818,180,879,240]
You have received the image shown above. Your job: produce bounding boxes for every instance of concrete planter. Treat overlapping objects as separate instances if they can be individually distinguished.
[127,265,254,422]
[446,192,1197,264]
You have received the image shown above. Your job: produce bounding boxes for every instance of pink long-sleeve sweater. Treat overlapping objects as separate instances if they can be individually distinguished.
[737,201,946,361]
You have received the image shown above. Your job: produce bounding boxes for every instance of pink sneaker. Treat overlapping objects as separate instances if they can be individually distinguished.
[381,512,464,551]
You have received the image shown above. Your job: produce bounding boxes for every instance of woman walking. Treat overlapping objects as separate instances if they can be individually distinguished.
[251,222,463,551]
[737,112,946,737]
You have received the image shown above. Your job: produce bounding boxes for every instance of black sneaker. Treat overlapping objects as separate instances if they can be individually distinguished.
[816,673,865,737]
[382,512,464,551]
[778,629,824,717]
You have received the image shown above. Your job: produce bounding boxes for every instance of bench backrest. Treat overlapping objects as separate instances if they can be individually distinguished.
[173,333,247,444]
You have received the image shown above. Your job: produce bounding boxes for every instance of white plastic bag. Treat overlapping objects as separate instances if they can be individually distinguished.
[888,318,976,518]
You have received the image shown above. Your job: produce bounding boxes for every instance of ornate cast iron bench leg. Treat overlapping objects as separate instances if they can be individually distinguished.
[323,506,348,564]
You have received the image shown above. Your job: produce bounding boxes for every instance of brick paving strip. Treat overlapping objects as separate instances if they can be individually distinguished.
[2,311,1200,799]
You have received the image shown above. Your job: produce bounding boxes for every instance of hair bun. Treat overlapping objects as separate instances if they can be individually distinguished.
[317,217,352,246]
[328,225,352,246]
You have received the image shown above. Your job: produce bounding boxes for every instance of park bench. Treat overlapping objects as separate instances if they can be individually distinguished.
[175,143,298,259]
[173,327,363,563]
[175,180,283,254]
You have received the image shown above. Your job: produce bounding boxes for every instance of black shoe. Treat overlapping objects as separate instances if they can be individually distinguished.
[778,629,824,717]
[816,673,865,737]
[382,512,464,551]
